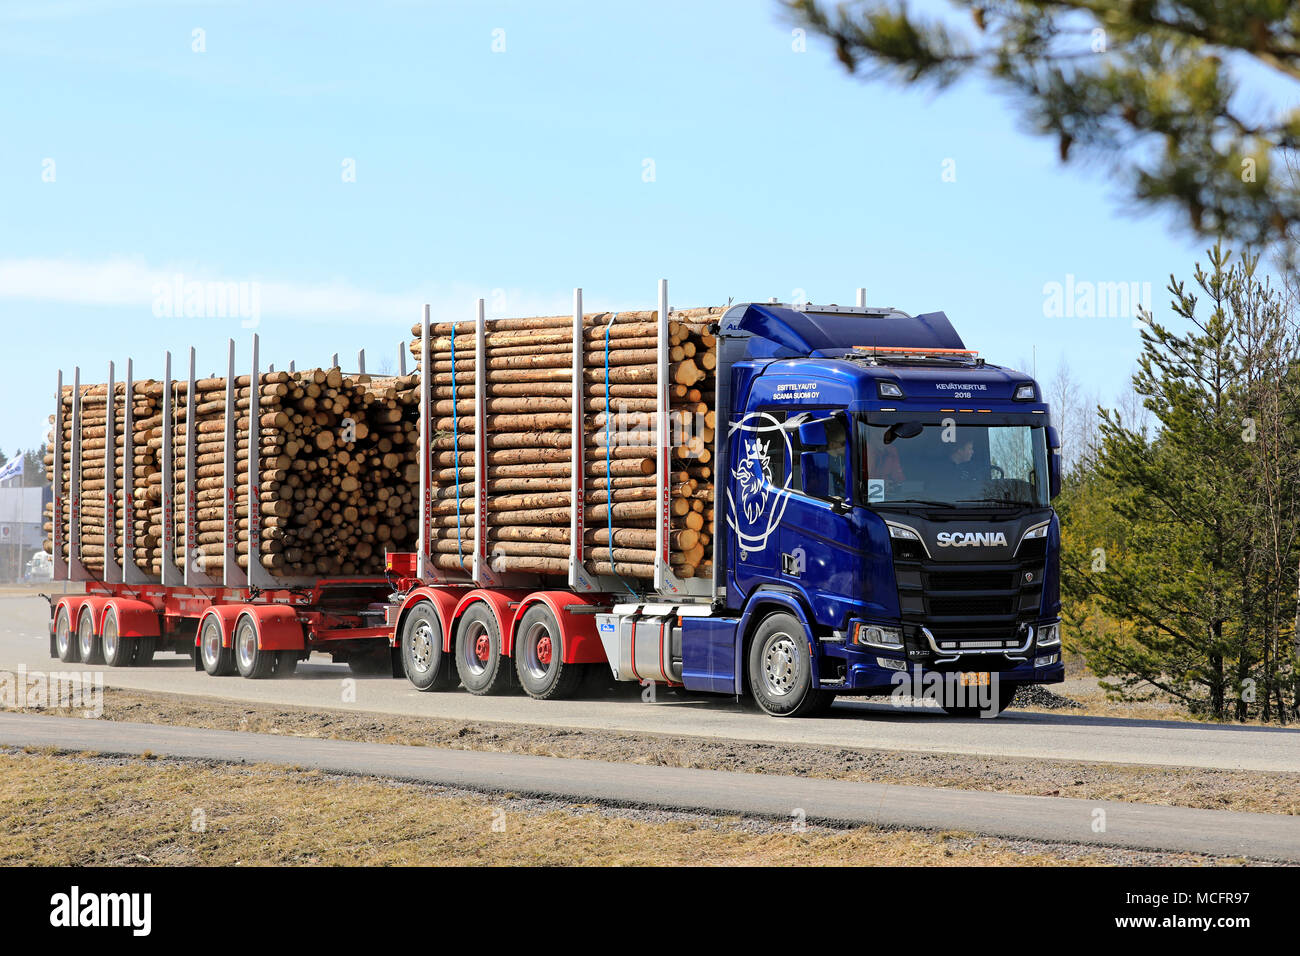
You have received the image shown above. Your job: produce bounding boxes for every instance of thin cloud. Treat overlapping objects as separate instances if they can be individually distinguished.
[0,256,570,325]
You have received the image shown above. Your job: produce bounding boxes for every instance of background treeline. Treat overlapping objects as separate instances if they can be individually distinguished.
[1053,245,1300,724]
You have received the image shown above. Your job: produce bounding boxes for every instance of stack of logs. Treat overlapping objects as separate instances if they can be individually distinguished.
[408,307,721,581]
[46,369,421,579]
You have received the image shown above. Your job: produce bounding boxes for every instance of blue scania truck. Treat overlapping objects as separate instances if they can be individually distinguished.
[385,287,1064,718]
[54,285,1063,720]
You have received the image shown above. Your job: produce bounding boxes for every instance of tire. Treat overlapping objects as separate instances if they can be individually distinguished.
[134,640,156,667]
[234,615,275,679]
[401,602,457,691]
[54,605,79,663]
[941,678,1017,718]
[513,605,584,700]
[347,650,390,676]
[77,607,104,665]
[455,603,510,695]
[100,611,139,668]
[746,611,832,717]
[199,615,236,676]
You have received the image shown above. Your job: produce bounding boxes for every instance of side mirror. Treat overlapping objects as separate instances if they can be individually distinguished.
[1046,426,1061,499]
[884,421,924,444]
[796,418,828,447]
[801,451,830,498]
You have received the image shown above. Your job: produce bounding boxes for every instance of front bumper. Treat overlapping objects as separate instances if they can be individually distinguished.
[817,626,1064,693]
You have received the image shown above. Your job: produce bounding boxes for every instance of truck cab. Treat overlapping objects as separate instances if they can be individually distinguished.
[694,301,1063,716]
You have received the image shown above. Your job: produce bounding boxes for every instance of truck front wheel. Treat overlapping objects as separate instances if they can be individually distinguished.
[746,612,833,717]
[514,605,583,700]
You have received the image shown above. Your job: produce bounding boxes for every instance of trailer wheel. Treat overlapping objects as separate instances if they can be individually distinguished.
[401,602,456,691]
[940,679,1016,718]
[100,611,139,668]
[54,605,79,663]
[234,615,275,679]
[455,604,509,695]
[514,605,582,700]
[134,640,156,667]
[746,611,832,718]
[77,607,104,665]
[200,616,236,676]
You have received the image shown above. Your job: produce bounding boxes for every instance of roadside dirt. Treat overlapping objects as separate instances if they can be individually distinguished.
[13,684,1297,817]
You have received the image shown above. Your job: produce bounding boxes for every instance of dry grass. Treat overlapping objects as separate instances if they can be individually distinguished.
[0,750,1213,866]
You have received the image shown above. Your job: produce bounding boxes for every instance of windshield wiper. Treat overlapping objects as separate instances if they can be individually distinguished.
[879,498,956,509]
[955,497,1033,507]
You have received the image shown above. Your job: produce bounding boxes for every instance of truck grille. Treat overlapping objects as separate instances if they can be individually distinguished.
[892,543,1044,655]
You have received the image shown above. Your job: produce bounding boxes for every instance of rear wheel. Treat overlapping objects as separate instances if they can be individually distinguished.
[77,608,103,665]
[54,605,79,663]
[514,605,583,700]
[746,612,833,717]
[235,616,275,679]
[200,616,235,676]
[101,611,139,668]
[455,604,509,695]
[134,640,156,666]
[401,602,457,691]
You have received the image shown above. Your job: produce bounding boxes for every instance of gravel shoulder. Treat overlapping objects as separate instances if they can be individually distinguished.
[11,685,1297,817]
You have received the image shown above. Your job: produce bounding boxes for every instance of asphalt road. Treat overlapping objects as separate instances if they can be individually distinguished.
[3,711,1297,861]
[4,595,1300,772]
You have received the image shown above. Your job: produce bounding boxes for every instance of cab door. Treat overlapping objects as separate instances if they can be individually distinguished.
[776,411,867,629]
[726,408,791,595]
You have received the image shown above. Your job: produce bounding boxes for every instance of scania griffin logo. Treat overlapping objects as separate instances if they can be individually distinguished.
[936,531,1007,548]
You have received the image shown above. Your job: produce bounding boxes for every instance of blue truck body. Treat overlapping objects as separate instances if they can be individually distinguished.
[606,300,1065,716]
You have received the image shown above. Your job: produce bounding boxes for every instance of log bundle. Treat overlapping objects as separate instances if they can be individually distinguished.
[408,307,722,581]
[46,369,421,579]
[42,305,721,591]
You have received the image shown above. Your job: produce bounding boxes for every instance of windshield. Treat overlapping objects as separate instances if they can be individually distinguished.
[857,418,1049,509]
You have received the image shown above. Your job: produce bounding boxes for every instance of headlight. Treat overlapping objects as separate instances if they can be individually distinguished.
[1020,523,1049,543]
[888,524,919,541]
[1014,383,1037,401]
[877,381,904,398]
[1036,622,1061,647]
[854,623,903,647]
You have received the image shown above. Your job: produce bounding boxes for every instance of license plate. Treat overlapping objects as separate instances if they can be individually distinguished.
[959,672,990,687]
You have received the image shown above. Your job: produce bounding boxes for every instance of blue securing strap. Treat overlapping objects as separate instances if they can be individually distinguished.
[451,324,463,570]
[604,314,638,598]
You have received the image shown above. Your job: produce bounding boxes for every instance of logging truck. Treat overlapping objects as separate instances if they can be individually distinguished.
[46,283,1064,717]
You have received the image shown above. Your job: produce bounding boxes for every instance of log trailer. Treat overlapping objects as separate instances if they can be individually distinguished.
[47,282,1064,717]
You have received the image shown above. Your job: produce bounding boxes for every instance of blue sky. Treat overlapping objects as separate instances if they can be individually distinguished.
[0,0,1231,455]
